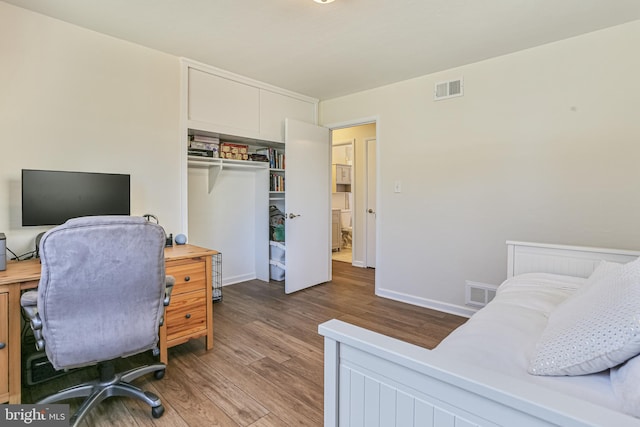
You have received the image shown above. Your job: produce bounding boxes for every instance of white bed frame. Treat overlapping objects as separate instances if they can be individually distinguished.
[319,241,640,427]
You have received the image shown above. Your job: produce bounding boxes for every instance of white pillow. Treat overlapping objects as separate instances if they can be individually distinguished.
[611,354,640,418]
[581,260,624,290]
[528,257,640,376]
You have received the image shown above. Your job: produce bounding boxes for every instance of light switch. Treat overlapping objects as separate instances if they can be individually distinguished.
[394,180,402,193]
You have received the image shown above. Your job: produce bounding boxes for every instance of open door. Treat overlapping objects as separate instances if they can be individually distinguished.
[284,118,331,293]
[365,138,377,268]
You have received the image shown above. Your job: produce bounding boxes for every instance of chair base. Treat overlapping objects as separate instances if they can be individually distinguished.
[38,361,166,427]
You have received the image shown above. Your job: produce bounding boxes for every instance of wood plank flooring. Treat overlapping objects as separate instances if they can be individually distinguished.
[22,261,467,426]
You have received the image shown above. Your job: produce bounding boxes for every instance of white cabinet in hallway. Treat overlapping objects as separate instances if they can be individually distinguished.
[332,164,352,193]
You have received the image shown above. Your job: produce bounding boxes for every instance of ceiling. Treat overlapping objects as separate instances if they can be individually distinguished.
[5,0,640,100]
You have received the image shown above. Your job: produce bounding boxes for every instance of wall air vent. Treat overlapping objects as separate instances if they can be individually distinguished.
[434,78,463,101]
[465,280,497,308]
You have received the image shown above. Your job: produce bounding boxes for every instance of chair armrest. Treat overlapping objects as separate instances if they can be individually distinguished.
[163,275,175,307]
[21,291,41,329]
[20,290,45,351]
[158,276,175,328]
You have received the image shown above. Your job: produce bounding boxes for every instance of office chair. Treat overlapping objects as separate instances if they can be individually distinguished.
[21,216,175,426]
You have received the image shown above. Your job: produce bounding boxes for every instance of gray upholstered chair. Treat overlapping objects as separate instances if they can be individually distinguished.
[21,216,175,426]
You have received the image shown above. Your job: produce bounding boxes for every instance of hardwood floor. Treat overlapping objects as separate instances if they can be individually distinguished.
[23,261,467,426]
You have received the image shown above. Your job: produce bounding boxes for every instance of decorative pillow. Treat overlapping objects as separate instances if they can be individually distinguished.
[528,256,640,376]
[611,354,640,418]
[551,260,623,302]
[582,260,624,289]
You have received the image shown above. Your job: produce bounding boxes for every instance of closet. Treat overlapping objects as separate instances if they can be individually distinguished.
[181,59,330,293]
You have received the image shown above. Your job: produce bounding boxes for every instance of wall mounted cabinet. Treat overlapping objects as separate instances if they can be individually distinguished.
[188,68,260,136]
[259,89,316,142]
[332,164,352,193]
[185,59,317,144]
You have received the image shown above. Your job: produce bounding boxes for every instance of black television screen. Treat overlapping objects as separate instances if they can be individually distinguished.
[22,169,131,226]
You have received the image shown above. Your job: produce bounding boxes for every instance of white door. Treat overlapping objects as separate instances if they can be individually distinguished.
[365,139,377,268]
[284,118,331,293]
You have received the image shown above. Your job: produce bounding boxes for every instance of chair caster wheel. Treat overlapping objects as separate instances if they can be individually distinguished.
[152,405,165,418]
[154,369,165,380]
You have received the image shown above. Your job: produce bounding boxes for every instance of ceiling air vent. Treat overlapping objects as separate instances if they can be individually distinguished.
[434,78,463,101]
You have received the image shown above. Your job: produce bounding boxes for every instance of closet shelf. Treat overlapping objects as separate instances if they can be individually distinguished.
[269,191,285,201]
[188,156,268,193]
[188,157,269,170]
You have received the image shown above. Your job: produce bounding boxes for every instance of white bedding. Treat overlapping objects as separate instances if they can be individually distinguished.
[433,273,622,412]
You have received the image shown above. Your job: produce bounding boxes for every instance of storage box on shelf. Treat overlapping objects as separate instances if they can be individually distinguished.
[269,241,286,281]
[189,135,219,158]
[269,260,285,281]
[269,241,285,263]
[219,142,249,160]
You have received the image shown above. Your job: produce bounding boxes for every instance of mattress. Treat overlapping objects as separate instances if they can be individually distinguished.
[434,273,622,412]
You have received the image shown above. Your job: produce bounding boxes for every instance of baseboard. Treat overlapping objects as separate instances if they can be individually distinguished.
[375,287,477,318]
[351,260,366,268]
[223,273,256,286]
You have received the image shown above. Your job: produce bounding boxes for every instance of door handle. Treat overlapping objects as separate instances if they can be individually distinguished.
[367,209,375,214]
[288,213,301,219]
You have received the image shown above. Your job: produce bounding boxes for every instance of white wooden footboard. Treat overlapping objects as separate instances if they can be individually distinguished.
[319,319,638,427]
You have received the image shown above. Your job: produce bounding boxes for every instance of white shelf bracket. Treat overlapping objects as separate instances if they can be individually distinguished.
[207,165,222,193]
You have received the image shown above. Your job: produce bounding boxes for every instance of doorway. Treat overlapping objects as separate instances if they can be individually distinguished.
[364,137,376,268]
[330,123,377,268]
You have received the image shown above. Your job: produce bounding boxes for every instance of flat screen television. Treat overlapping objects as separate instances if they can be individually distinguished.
[22,169,131,226]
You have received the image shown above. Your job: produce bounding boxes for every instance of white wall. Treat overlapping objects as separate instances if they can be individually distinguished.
[320,21,640,316]
[188,168,260,285]
[0,3,181,255]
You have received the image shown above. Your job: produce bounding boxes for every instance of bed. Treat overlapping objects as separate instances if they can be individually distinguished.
[318,241,640,426]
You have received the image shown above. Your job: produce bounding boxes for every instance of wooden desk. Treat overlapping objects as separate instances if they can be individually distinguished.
[0,244,218,404]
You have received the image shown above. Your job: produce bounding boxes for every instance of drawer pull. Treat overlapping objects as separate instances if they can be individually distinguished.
[185,313,191,319]
[0,342,5,350]
[184,276,191,282]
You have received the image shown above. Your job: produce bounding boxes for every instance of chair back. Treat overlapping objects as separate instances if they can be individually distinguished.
[37,215,166,369]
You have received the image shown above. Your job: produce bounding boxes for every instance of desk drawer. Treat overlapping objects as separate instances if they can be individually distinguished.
[165,290,207,342]
[166,258,206,295]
